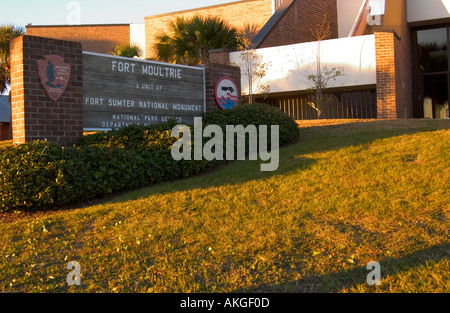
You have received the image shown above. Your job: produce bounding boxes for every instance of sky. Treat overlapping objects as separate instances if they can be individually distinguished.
[0,0,240,95]
[0,0,240,27]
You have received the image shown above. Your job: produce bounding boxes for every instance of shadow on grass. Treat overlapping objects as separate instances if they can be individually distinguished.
[109,154,317,202]
[109,119,450,202]
[5,119,447,217]
[296,119,450,153]
[240,242,450,293]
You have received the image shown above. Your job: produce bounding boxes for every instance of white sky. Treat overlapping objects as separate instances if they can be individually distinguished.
[0,0,241,27]
[0,0,242,94]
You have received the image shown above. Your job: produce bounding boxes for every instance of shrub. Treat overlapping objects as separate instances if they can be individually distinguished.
[204,103,300,146]
[0,141,146,211]
[0,104,299,212]
[78,120,180,152]
[0,141,62,211]
[78,121,214,180]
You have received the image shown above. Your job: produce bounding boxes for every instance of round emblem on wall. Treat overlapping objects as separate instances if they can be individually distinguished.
[214,76,239,110]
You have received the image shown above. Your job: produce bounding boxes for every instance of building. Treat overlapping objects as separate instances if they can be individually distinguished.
[227,0,383,119]
[26,23,146,56]
[0,96,11,141]
[24,0,450,120]
[226,0,450,119]
[143,0,293,59]
[25,0,279,58]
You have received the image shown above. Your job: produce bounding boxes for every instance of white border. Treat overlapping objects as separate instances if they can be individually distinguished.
[82,51,205,71]
[84,128,112,132]
[202,64,207,113]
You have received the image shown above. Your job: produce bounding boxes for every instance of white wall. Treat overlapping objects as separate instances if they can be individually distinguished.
[230,35,376,95]
[408,0,450,23]
[130,23,146,59]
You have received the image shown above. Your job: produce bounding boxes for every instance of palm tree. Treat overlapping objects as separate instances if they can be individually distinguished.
[0,24,25,94]
[238,23,261,50]
[155,15,241,66]
[0,65,7,95]
[112,42,143,58]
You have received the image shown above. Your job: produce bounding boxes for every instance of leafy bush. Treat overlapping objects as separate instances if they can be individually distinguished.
[0,141,62,210]
[0,103,299,212]
[204,103,300,145]
[78,120,179,152]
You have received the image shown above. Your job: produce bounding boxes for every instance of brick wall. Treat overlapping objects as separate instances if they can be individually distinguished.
[374,0,413,119]
[145,0,273,59]
[392,0,413,118]
[10,35,83,146]
[374,32,412,119]
[375,32,397,119]
[257,0,338,48]
[26,24,130,55]
[209,48,233,65]
[204,63,241,112]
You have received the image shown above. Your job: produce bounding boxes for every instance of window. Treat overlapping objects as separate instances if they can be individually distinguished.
[415,28,448,74]
[412,26,450,118]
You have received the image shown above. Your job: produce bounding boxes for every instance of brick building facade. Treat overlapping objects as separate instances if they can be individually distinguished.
[26,24,130,55]
[144,0,274,59]
[231,0,447,120]
[18,0,450,120]
[253,0,339,48]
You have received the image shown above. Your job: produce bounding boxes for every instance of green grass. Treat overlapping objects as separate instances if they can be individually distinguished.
[0,119,449,293]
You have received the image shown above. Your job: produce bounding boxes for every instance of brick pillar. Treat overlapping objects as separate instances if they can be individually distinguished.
[209,48,233,65]
[10,35,83,146]
[374,0,413,119]
[204,62,241,112]
[375,31,397,119]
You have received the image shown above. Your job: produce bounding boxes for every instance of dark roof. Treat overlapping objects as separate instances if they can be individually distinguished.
[251,0,296,48]
[0,96,11,123]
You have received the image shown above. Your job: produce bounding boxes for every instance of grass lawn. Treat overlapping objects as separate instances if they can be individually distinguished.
[0,119,449,293]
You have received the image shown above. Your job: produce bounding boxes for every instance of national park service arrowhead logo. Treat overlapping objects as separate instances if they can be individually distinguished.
[37,55,71,102]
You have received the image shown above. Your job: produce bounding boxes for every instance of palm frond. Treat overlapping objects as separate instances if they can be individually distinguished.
[113,42,143,58]
[0,24,25,94]
[153,15,240,65]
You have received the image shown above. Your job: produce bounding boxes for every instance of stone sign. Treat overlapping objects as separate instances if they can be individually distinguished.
[83,52,206,131]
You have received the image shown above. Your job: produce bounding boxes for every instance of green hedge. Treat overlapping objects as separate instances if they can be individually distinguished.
[0,104,299,212]
[204,103,300,146]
